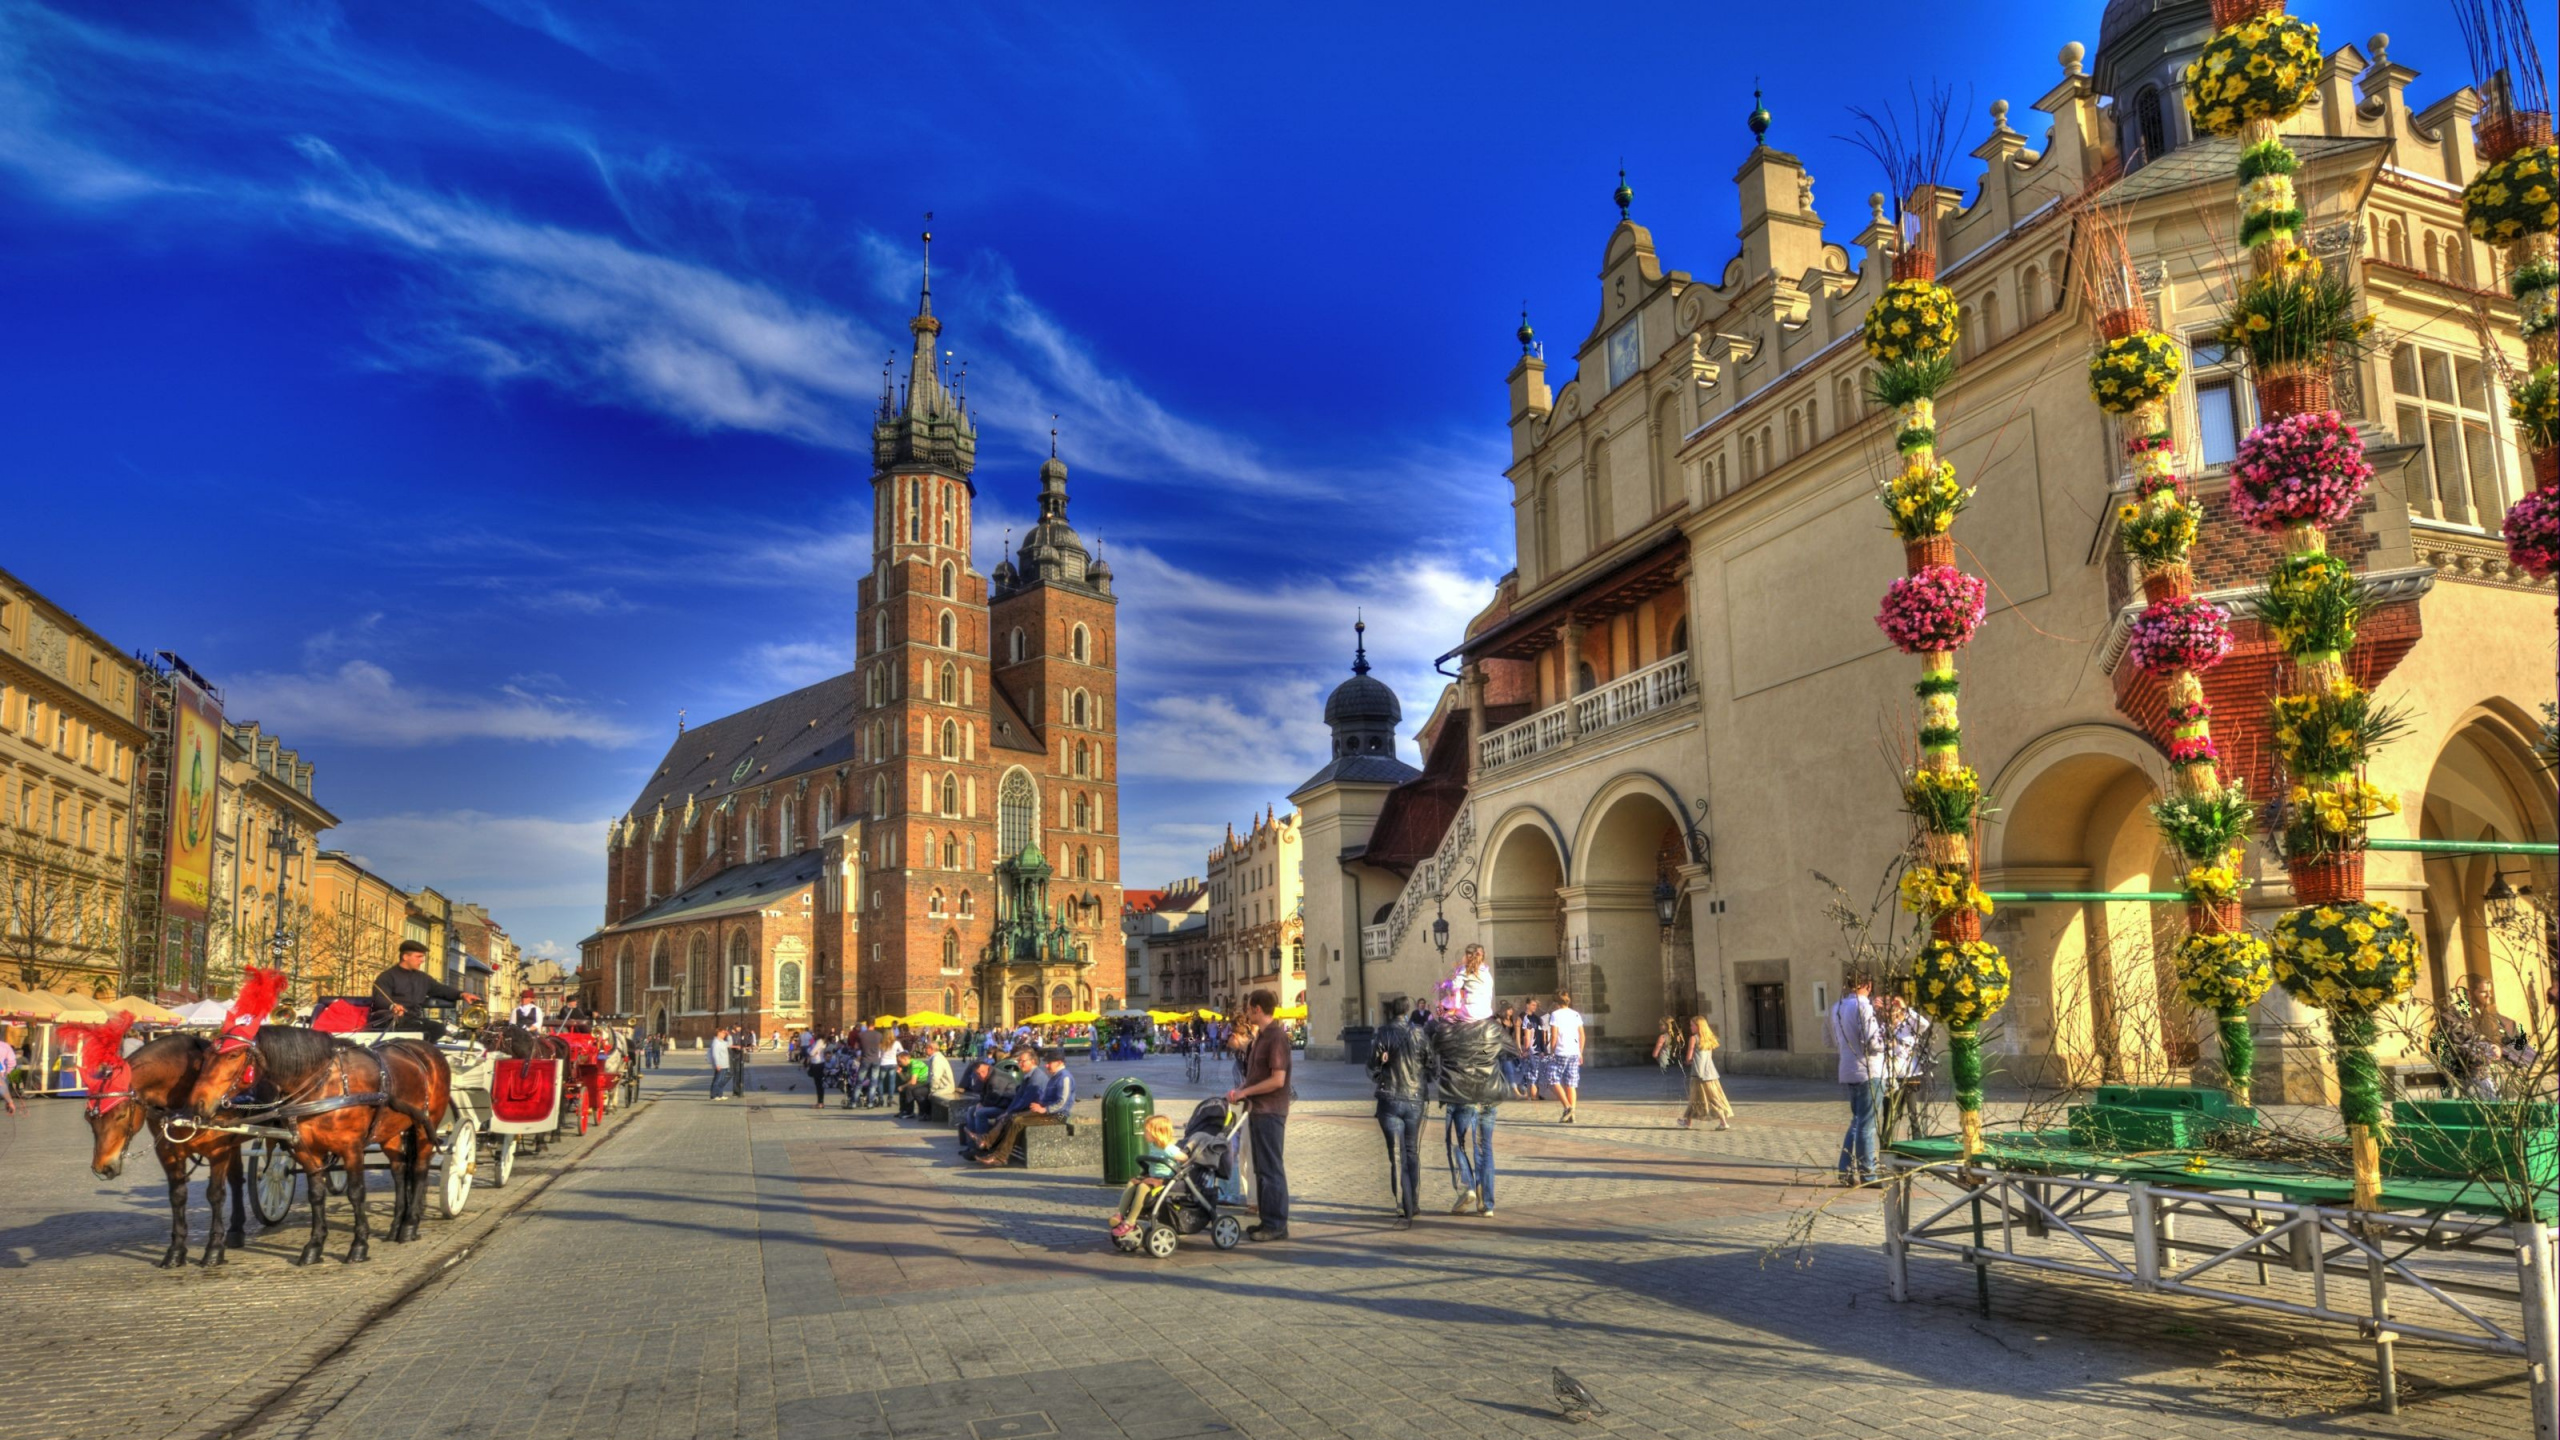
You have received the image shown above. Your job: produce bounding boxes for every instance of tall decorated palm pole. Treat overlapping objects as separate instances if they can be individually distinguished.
[2078,209,2272,1105]
[2188,0,2415,1211]
[1855,92,2011,1160]
[2449,7,2560,608]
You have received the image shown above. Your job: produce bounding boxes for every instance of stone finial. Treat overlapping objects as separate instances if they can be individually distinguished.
[2059,41,2084,78]
[1869,192,1887,223]
[2367,33,2388,65]
[1990,98,2013,132]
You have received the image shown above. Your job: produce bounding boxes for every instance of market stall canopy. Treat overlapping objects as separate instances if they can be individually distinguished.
[48,991,111,1021]
[1272,1004,1309,1021]
[173,999,231,1026]
[902,1010,964,1027]
[870,1014,904,1027]
[1102,1008,1151,1019]
[108,995,185,1024]
[0,985,50,1017]
[1020,1012,1061,1025]
[1145,1009,1187,1023]
[1058,1010,1101,1024]
[1188,1008,1228,1022]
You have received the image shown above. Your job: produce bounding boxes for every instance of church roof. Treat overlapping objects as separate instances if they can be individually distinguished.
[1323,672,1402,727]
[2098,133,2382,205]
[988,679,1045,754]
[1289,751,1421,796]
[628,672,855,818]
[595,849,826,937]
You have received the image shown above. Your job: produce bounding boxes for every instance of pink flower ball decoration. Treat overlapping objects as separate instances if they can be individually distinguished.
[2230,410,2372,533]
[2124,597,2234,676]
[1877,564,1989,654]
[2168,735,2220,767]
[2507,486,2560,580]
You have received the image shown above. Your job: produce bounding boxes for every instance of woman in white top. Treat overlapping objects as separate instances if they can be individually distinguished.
[1680,1014,1734,1129]
[1450,945,1494,1022]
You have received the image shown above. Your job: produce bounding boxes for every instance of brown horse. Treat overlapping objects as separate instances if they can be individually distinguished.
[186,1027,451,1264]
[84,1032,252,1268]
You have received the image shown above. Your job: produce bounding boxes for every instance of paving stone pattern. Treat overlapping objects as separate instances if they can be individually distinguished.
[10,1054,2539,1440]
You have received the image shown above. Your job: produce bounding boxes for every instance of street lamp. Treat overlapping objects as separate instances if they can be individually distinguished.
[1652,878,1680,928]
[267,824,301,993]
[2485,865,2534,923]
[1430,907,1450,955]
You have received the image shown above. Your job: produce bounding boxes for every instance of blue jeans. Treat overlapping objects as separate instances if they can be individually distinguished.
[709,1058,731,1099]
[1840,1078,1885,1180]
[1375,1098,1423,1216]
[1446,1105,1496,1210]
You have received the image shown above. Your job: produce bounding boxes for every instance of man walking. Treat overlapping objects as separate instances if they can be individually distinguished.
[1830,974,1886,1185]
[1368,998,1428,1225]
[1517,997,1548,1100]
[1546,989,1585,1124]
[645,1032,662,1071]
[707,1027,733,1101]
[727,1026,750,1100]
[1225,989,1292,1241]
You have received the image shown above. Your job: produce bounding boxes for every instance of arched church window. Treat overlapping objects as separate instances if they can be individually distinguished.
[1073,741,1090,777]
[941,718,959,756]
[942,831,958,868]
[939,611,956,648]
[942,932,960,970]
[941,561,956,598]
[1071,689,1088,727]
[2134,87,2165,165]
[1009,628,1025,663]
[941,773,960,815]
[908,479,922,542]
[940,663,957,703]
[998,769,1037,858]
[1072,624,1089,662]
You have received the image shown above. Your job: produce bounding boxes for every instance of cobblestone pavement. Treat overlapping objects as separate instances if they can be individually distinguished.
[0,1073,645,1440]
[190,1053,2539,1440]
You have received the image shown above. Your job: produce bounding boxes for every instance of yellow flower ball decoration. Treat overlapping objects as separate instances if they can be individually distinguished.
[1898,864,1992,919]
[2183,14,2323,138]
[2183,846,2246,904]
[2088,331,2184,414]
[2175,931,2275,1013]
[1862,279,1960,367]
[2271,901,2419,1014]
[2463,144,2560,244]
[1909,938,2012,1030]
[1879,458,1973,541]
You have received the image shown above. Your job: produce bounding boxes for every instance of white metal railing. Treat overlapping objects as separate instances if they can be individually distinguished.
[1478,652,1694,774]
[1381,802,1475,955]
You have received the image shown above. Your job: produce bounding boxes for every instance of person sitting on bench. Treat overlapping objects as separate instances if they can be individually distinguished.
[973,1048,1074,1164]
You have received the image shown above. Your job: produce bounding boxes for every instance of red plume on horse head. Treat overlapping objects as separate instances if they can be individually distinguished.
[217,967,289,1052]
[72,1010,139,1115]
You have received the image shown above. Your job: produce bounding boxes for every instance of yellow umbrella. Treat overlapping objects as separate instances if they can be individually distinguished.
[1021,1012,1061,1025]
[109,995,185,1024]
[0,985,52,1017]
[870,1013,904,1027]
[49,991,111,1021]
[1188,1008,1227,1022]
[1059,1010,1101,1024]
[1146,1009,1186,1023]
[1272,1004,1308,1021]
[903,1010,964,1027]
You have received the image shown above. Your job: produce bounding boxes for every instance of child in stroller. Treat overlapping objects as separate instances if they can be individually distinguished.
[1114,1098,1251,1258]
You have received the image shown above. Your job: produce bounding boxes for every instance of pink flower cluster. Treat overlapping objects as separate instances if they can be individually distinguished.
[2508,487,2560,580]
[1877,564,1988,654]
[2231,410,2372,532]
[2126,598,2234,675]
[2168,735,2221,766]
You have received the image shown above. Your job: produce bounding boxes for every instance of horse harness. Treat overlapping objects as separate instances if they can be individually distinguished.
[163,1046,395,1144]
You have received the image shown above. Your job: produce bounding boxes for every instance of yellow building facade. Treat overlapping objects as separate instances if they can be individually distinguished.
[1300,11,2552,1091]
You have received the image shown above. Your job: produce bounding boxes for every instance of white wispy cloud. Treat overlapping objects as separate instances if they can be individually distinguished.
[225,660,643,748]
[332,808,611,958]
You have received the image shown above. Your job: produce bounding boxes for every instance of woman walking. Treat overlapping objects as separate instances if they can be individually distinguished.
[1680,1014,1733,1130]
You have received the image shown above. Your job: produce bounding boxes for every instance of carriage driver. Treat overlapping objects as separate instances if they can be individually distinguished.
[511,990,546,1032]
[370,939,479,1042]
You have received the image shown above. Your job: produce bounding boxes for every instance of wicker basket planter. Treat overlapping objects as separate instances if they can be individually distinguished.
[2290,851,2367,906]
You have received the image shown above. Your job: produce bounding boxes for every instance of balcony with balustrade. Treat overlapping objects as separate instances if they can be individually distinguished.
[1476,651,1696,776]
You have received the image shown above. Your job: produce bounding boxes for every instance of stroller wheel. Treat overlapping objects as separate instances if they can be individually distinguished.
[1142,1224,1179,1259]
[1111,1229,1141,1253]
[1208,1215,1243,1251]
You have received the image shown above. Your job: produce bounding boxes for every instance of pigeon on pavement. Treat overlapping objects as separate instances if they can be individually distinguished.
[1553,1367,1607,1422]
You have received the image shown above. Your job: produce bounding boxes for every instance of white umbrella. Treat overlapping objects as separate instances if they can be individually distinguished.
[174,999,231,1026]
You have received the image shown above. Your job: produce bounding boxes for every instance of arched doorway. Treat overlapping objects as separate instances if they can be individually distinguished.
[1989,734,2173,1087]
[2416,710,2556,1032]
[1011,984,1038,1026]
[1575,785,1688,1038]
[1050,983,1073,1015]
[1483,818,1566,1014]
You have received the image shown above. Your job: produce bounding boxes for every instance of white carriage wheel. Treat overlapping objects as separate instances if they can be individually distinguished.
[491,1134,518,1188]
[248,1138,298,1226]
[440,1113,477,1219]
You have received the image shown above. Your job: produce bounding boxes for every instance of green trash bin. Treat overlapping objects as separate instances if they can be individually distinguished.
[1102,1077,1154,1185]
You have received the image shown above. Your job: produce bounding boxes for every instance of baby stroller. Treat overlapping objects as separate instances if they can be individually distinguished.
[1116,1098,1250,1259]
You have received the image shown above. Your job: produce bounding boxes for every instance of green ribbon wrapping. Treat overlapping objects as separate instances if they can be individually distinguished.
[2217,1008,2255,1099]
[1948,1028,1984,1114]
[2331,1009,2383,1128]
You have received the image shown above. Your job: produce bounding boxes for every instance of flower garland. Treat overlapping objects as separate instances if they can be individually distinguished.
[1877,565,1986,653]
[1862,279,1960,368]
[2126,597,2234,675]
[2183,11,2323,138]
[1880,457,1972,540]
[2231,410,2373,531]
[1911,939,2012,1032]
[2271,901,2419,1015]
[2176,930,2276,1096]
[2089,332,2183,412]
[2463,143,2560,245]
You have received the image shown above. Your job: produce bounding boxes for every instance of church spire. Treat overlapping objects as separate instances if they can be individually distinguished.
[1352,613,1370,676]
[904,220,948,420]
[872,215,976,477]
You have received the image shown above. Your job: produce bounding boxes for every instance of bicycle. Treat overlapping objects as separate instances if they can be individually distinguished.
[1184,1046,1204,1085]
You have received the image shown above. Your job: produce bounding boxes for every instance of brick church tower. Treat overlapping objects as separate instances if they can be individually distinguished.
[850,228,1000,1021]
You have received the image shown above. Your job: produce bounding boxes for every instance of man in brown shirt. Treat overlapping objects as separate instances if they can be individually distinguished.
[1225,988,1292,1241]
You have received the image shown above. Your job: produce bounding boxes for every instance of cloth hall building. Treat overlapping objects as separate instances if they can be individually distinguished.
[579,241,1125,1042]
[1297,3,2552,1097]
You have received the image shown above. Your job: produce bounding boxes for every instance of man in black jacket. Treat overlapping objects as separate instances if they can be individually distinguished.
[1369,998,1430,1224]
[368,940,475,1041]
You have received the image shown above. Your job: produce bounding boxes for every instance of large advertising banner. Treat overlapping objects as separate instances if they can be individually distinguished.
[162,675,223,924]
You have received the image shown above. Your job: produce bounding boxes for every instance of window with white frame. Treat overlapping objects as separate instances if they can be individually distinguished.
[2187,338,2248,469]
[2391,342,2511,529]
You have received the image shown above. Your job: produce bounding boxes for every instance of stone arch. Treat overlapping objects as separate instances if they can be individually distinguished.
[1478,804,1571,1009]
[1050,983,1073,1014]
[998,766,1040,858]
[2413,701,2556,1029]
[650,933,671,989]
[1984,723,2178,1087]
[1569,775,1694,1033]
[1011,984,1039,1025]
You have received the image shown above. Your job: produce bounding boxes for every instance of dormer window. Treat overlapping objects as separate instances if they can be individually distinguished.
[2134,87,2165,168]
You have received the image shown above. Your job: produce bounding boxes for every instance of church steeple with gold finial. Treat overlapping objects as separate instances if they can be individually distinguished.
[873,220,977,478]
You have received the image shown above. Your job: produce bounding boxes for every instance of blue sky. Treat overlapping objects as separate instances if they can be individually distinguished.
[0,1,2486,959]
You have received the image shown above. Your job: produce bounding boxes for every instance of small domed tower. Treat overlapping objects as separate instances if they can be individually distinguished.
[2094,0,2217,170]
[1323,619,1403,760]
